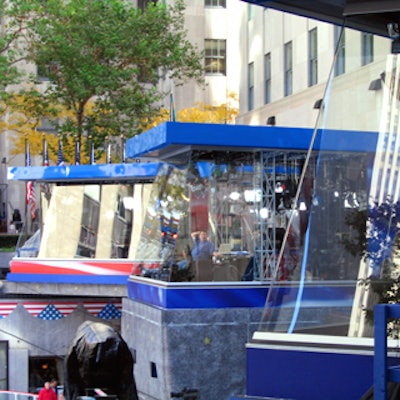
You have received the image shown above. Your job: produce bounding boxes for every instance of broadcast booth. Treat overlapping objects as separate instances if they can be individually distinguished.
[8,119,393,399]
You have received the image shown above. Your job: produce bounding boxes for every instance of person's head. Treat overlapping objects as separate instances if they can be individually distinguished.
[199,231,207,241]
[50,379,57,388]
[44,382,51,390]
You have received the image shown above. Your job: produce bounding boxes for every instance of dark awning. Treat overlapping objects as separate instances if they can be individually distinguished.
[242,0,400,37]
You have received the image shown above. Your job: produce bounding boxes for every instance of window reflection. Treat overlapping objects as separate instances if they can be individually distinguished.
[19,146,371,285]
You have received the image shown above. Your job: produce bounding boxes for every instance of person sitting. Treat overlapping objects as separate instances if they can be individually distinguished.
[191,230,218,261]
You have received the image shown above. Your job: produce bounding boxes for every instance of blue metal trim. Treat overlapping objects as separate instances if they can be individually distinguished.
[6,273,129,285]
[7,162,161,182]
[127,279,269,308]
[127,278,356,309]
[125,122,378,159]
[374,304,400,400]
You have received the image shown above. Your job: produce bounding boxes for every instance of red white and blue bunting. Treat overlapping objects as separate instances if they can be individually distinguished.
[0,300,122,320]
[0,302,19,318]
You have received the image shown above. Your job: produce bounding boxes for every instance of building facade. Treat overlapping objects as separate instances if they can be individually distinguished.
[236,5,391,130]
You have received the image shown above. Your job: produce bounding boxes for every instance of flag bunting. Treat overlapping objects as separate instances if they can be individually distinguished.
[83,301,122,319]
[0,302,18,318]
[23,301,78,320]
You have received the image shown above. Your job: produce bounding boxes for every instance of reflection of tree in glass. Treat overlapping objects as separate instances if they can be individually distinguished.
[341,199,400,335]
[136,167,188,265]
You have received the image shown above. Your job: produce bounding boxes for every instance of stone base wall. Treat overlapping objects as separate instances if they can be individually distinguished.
[122,298,263,400]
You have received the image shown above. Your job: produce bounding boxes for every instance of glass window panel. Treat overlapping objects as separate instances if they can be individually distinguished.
[284,41,293,96]
[308,28,318,86]
[205,0,226,7]
[265,53,271,104]
[205,39,226,75]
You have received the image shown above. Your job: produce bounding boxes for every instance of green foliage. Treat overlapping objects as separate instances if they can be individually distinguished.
[0,235,18,249]
[0,0,37,89]
[22,0,204,142]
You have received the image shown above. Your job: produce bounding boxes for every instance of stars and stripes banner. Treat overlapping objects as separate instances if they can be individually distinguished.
[83,301,122,319]
[0,302,18,318]
[19,301,122,320]
[24,141,37,218]
[23,301,78,320]
[26,181,37,219]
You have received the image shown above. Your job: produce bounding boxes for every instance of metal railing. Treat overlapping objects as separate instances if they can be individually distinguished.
[0,391,38,400]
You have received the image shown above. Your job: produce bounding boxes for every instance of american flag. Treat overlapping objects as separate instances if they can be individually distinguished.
[25,141,31,167]
[25,141,36,218]
[0,302,18,318]
[57,139,64,166]
[75,140,80,165]
[26,181,36,219]
[90,143,96,165]
[83,301,122,319]
[23,301,78,320]
[170,90,177,122]
[121,139,126,163]
[43,140,49,166]
[107,142,112,164]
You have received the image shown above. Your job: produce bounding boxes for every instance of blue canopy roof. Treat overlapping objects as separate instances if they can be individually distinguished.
[8,162,161,183]
[7,123,379,183]
[125,122,377,162]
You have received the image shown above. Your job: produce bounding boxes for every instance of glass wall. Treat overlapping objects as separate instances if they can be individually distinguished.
[258,26,399,337]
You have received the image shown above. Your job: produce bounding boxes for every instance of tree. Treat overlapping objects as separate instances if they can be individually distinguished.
[7,93,239,165]
[3,0,204,160]
[0,0,34,89]
[141,92,239,131]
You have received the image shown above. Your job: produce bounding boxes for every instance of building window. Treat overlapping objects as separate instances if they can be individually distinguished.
[284,41,293,97]
[76,189,100,258]
[334,26,345,76]
[308,28,318,86]
[362,32,374,66]
[248,62,254,110]
[248,4,254,20]
[264,53,271,104]
[205,39,226,75]
[205,0,226,7]
[137,0,158,11]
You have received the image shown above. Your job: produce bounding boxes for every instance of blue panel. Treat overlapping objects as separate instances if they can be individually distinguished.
[246,346,374,400]
[246,344,400,400]
[7,273,129,285]
[127,280,269,309]
[7,162,161,182]
[126,122,378,159]
[127,279,356,309]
